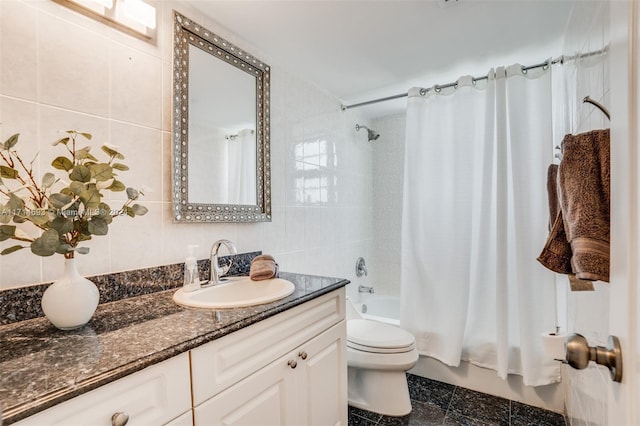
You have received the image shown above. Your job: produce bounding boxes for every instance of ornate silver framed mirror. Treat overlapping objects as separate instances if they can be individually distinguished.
[172,11,271,223]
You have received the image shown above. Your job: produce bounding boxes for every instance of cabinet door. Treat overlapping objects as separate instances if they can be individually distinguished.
[191,289,344,405]
[194,352,298,425]
[298,321,347,426]
[165,410,193,426]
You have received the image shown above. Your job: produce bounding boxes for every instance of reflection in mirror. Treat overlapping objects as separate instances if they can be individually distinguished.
[188,45,257,205]
[172,11,271,223]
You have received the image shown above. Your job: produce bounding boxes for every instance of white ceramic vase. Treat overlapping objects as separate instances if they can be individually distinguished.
[41,257,100,330]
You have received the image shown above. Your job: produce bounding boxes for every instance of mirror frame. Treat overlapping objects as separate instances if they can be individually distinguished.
[172,11,271,223]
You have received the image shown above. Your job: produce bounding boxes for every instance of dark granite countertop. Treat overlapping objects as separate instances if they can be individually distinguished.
[0,272,349,425]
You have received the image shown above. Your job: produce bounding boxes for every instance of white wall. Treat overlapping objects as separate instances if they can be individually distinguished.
[560,1,611,425]
[0,0,374,295]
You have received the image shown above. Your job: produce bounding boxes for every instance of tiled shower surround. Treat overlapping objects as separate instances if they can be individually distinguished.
[349,375,566,426]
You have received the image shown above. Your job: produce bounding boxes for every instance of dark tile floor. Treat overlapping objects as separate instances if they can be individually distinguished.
[348,374,566,426]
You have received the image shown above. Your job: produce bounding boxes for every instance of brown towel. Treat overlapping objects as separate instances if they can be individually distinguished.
[537,210,573,275]
[250,254,279,281]
[546,164,560,232]
[538,163,573,274]
[538,164,595,290]
[537,129,610,282]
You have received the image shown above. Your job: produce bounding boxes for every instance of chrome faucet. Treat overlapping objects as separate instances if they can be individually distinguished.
[358,285,374,294]
[208,239,237,285]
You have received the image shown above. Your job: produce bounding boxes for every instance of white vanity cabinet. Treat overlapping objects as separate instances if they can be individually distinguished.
[191,288,347,426]
[14,353,192,426]
[10,288,347,426]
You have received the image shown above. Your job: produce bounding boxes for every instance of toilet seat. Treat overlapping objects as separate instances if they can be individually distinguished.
[347,319,416,354]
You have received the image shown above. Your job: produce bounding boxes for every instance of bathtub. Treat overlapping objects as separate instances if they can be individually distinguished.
[355,295,400,326]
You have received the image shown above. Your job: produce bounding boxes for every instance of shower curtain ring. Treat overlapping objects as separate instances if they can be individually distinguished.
[419,88,427,96]
[434,85,441,93]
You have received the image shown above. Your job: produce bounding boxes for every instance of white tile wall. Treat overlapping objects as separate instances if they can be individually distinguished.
[561,1,610,425]
[0,0,373,295]
[38,11,111,117]
[368,113,406,298]
[0,0,37,101]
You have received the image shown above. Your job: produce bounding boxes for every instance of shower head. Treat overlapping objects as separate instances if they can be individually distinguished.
[355,124,380,142]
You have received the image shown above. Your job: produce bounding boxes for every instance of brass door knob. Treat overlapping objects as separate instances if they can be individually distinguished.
[566,334,623,382]
[287,359,297,369]
[298,351,308,360]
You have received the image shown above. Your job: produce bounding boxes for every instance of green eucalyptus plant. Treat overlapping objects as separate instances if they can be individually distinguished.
[0,131,147,259]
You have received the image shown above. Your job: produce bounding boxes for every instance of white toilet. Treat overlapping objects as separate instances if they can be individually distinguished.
[346,298,419,416]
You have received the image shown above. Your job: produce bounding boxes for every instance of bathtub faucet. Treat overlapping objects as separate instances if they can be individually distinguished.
[358,285,374,294]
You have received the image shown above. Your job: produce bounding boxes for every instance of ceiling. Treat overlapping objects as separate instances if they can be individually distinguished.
[188,0,576,118]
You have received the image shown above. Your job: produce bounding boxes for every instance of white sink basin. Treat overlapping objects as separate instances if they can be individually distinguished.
[172,276,296,309]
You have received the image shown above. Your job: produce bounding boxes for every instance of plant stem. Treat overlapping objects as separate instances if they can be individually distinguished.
[11,236,34,243]
[0,150,14,168]
[70,132,77,165]
[14,154,46,207]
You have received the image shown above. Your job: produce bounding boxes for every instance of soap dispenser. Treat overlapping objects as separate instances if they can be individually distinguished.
[183,244,201,292]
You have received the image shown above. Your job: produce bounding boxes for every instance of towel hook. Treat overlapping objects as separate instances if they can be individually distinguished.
[583,96,611,120]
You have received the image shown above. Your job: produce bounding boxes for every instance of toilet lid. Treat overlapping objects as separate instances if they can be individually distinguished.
[347,319,415,350]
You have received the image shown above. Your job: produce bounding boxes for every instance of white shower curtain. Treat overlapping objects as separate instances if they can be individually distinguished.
[400,64,561,386]
[227,128,256,205]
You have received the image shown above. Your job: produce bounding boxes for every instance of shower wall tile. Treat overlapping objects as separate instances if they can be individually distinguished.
[370,113,406,297]
[0,0,373,299]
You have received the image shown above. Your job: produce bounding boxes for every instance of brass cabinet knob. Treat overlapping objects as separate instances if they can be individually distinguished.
[298,351,308,360]
[287,359,297,369]
[111,412,130,426]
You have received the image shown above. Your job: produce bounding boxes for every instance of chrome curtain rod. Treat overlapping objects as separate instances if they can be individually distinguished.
[340,48,607,111]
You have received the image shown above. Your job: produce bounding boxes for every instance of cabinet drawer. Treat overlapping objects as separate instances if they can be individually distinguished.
[191,288,345,405]
[15,353,191,426]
